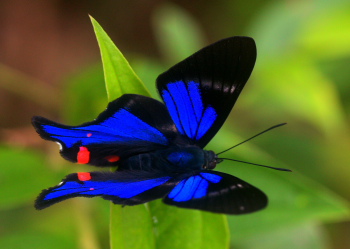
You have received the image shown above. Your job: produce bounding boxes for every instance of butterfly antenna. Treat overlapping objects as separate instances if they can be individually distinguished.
[216,123,287,156]
[217,158,291,172]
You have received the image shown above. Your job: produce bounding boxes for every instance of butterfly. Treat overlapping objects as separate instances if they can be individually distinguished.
[32,36,268,214]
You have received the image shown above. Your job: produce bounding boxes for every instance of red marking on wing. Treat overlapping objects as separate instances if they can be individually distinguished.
[77,172,92,181]
[105,155,120,163]
[87,133,92,137]
[77,146,90,164]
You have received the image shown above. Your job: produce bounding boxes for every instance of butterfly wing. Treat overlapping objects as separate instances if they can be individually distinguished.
[35,171,179,209]
[163,171,267,214]
[157,37,256,148]
[32,94,180,166]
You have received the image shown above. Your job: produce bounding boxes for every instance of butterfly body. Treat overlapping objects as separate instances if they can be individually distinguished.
[33,36,269,214]
[119,145,217,173]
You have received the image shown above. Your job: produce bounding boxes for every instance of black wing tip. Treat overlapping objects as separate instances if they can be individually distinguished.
[31,116,58,139]
[35,201,48,210]
[34,188,54,210]
[32,115,54,127]
[34,173,79,210]
[32,116,50,142]
[32,116,46,131]
[156,35,257,87]
[215,36,256,51]
[34,192,70,210]
[222,36,255,43]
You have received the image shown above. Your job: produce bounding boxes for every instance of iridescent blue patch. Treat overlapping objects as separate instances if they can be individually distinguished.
[42,109,168,148]
[162,81,217,140]
[44,176,171,200]
[200,173,222,183]
[168,174,218,202]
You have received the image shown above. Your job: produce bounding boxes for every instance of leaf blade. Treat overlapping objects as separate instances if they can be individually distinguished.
[90,17,154,249]
[90,16,150,100]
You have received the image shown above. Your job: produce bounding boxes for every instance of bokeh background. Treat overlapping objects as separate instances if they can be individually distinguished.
[1,1,350,248]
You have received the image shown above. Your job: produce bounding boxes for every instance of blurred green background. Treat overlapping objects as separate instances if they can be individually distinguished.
[1,1,350,248]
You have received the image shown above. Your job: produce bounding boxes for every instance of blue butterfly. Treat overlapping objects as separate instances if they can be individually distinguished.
[32,36,268,214]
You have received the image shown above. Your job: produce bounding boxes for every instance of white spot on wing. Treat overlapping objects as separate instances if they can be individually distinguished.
[55,142,63,151]
[237,184,243,188]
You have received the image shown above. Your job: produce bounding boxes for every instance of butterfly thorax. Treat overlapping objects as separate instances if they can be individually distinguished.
[118,145,218,173]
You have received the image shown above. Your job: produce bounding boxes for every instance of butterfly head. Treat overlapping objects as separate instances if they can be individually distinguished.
[203,150,222,170]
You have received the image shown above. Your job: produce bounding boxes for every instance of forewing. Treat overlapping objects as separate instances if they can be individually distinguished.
[157,37,256,147]
[32,94,179,166]
[35,171,179,209]
[163,171,267,214]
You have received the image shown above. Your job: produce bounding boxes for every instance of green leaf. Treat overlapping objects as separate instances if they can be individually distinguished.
[63,64,107,123]
[234,222,331,249]
[110,201,229,249]
[152,3,206,63]
[90,16,150,100]
[298,3,350,58]
[250,56,347,136]
[245,1,350,137]
[90,16,229,249]
[149,201,229,249]
[131,57,166,99]
[0,232,75,249]
[0,146,56,209]
[110,205,156,249]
